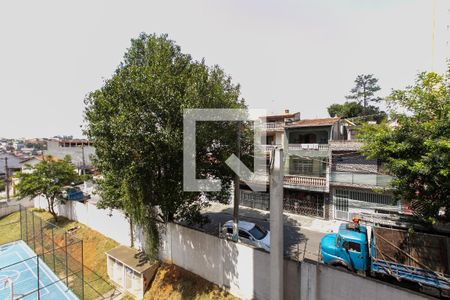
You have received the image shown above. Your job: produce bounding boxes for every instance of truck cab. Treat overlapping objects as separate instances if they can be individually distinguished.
[320,222,370,273]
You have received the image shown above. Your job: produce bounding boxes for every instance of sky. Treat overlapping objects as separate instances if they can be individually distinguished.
[0,0,449,138]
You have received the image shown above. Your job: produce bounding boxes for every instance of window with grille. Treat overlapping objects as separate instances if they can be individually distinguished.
[290,158,313,175]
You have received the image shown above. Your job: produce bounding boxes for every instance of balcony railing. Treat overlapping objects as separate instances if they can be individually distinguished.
[330,172,392,187]
[259,144,281,152]
[288,144,329,151]
[329,140,363,151]
[265,122,284,130]
[284,175,326,186]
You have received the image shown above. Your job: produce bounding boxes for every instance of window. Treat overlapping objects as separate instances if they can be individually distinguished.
[239,230,250,239]
[344,241,361,252]
[336,235,341,247]
[248,225,267,240]
[226,227,233,234]
[291,158,313,175]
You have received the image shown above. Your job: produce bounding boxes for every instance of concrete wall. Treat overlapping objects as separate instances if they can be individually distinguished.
[34,196,135,246]
[159,222,300,300]
[0,203,20,218]
[158,223,428,300]
[33,198,430,300]
[300,260,429,300]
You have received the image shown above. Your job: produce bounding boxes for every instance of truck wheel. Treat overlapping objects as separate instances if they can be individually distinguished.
[333,264,348,272]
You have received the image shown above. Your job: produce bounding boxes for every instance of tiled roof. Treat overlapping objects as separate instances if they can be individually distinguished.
[286,117,340,128]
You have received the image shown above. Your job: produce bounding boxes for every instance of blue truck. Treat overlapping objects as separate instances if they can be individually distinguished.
[320,219,450,297]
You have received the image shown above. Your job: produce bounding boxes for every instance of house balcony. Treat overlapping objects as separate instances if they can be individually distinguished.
[288,143,329,151]
[330,172,393,188]
[258,144,281,153]
[264,122,284,131]
[283,175,327,192]
[243,173,328,192]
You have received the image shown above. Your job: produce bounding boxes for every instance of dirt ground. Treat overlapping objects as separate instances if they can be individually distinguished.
[145,264,239,300]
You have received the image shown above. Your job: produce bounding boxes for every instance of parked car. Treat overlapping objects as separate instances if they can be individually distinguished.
[221,220,270,251]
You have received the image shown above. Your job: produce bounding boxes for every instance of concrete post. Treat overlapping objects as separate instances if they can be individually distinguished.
[270,148,284,300]
[232,122,241,242]
[4,157,10,201]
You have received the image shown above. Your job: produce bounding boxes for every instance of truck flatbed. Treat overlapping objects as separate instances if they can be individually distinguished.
[372,259,450,290]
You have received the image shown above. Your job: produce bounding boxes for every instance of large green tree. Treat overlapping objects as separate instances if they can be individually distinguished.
[359,71,450,223]
[327,101,386,122]
[327,74,386,122]
[15,156,81,221]
[84,33,247,256]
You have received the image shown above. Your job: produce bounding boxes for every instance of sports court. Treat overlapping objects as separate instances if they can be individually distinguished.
[0,240,78,300]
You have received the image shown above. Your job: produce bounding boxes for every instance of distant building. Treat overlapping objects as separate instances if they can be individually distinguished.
[12,141,24,151]
[240,111,404,227]
[0,153,22,177]
[0,153,24,197]
[44,139,95,173]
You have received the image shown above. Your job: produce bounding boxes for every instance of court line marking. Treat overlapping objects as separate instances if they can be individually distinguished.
[15,251,51,295]
[1,241,78,299]
[0,244,53,298]
[20,241,76,299]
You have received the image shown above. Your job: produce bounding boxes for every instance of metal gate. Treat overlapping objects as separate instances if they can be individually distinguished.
[283,190,324,218]
[240,190,270,210]
[333,189,349,220]
[333,189,395,221]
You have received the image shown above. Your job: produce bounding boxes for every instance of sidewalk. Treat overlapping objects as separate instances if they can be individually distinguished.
[204,201,345,234]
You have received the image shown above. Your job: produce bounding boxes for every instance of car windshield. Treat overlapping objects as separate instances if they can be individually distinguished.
[248,224,267,240]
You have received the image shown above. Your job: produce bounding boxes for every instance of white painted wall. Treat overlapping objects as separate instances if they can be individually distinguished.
[33,196,135,246]
[32,198,430,300]
[301,260,428,300]
[158,223,429,300]
[158,222,297,299]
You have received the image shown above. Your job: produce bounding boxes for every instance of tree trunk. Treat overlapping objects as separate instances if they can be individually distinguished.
[47,197,58,222]
[129,218,134,248]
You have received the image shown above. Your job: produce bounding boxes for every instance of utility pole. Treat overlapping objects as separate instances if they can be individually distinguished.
[270,147,284,300]
[81,143,86,175]
[4,157,10,201]
[232,122,241,242]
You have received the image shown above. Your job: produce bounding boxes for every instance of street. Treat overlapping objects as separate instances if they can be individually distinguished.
[189,203,327,261]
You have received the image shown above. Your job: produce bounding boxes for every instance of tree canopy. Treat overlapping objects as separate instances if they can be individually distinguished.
[84,33,248,254]
[15,156,81,221]
[327,101,386,122]
[346,74,382,108]
[327,74,386,122]
[359,70,450,223]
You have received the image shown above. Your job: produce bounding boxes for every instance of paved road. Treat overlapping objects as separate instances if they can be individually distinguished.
[190,207,326,261]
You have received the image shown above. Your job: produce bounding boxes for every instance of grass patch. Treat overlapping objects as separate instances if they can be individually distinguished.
[0,211,21,244]
[145,263,238,300]
[31,209,120,299]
